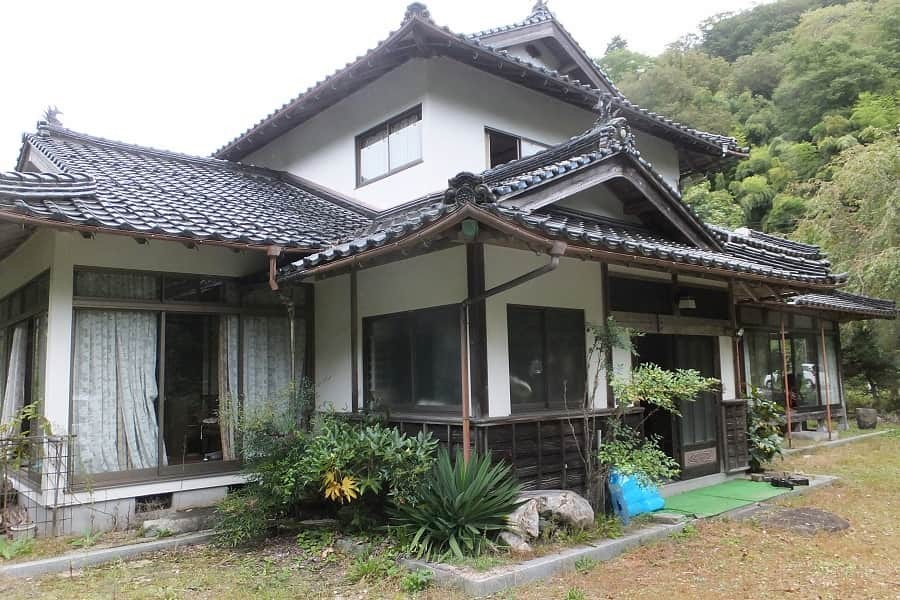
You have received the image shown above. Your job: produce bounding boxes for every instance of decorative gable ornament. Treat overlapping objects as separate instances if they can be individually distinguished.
[404,2,430,21]
[444,172,495,205]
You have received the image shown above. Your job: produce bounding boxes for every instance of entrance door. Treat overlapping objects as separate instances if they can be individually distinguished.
[674,336,719,478]
[634,334,720,480]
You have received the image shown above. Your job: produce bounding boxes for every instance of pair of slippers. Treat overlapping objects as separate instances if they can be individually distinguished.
[769,475,810,490]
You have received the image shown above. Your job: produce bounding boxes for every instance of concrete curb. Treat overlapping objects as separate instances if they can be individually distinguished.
[401,521,687,597]
[0,530,215,578]
[783,429,891,455]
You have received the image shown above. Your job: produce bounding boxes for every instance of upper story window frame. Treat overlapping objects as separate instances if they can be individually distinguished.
[355,105,423,188]
[485,127,550,169]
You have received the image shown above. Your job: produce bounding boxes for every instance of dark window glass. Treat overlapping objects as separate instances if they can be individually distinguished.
[364,306,460,411]
[487,129,519,168]
[357,107,422,186]
[609,276,673,314]
[74,271,160,300]
[508,306,586,412]
[163,276,233,303]
[678,286,729,320]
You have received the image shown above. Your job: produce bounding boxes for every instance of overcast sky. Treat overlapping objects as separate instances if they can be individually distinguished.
[1,0,769,166]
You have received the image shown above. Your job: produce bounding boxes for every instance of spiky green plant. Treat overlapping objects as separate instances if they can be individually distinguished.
[390,449,523,561]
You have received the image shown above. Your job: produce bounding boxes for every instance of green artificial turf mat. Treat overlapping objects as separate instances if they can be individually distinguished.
[662,479,792,517]
[663,493,751,517]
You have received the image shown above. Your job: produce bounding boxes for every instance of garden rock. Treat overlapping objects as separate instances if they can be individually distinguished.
[507,499,540,539]
[520,490,594,530]
[499,531,532,554]
[141,511,214,537]
[856,408,878,429]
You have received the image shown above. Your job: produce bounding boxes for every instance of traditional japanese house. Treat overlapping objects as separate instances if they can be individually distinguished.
[0,2,894,533]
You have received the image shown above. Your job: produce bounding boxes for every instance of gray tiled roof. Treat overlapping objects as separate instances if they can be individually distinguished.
[2,124,371,249]
[791,291,897,319]
[286,196,845,286]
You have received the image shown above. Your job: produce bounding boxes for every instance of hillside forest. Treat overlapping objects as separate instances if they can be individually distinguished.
[598,0,899,410]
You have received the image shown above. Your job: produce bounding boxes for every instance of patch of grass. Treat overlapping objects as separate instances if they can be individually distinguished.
[594,514,625,539]
[668,523,698,540]
[0,536,33,560]
[346,552,399,583]
[69,529,104,549]
[153,528,173,539]
[574,556,597,573]
[446,552,510,572]
[563,587,587,600]
[295,529,336,555]
[400,568,433,593]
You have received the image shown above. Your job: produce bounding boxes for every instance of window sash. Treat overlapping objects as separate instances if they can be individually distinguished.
[507,306,586,412]
[357,107,422,186]
[363,305,460,412]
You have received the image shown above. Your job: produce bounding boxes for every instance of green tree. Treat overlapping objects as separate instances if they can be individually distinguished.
[682,181,745,229]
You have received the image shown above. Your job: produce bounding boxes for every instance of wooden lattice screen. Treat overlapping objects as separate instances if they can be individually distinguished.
[721,399,750,472]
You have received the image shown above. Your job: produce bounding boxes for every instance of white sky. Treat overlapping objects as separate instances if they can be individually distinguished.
[1,0,768,166]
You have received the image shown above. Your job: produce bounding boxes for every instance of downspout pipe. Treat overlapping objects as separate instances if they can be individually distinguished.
[458,240,568,462]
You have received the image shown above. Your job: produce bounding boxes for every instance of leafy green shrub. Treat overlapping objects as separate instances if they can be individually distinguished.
[594,514,624,539]
[574,556,598,573]
[390,449,523,561]
[747,388,786,472]
[400,569,433,593]
[598,423,681,487]
[213,488,274,548]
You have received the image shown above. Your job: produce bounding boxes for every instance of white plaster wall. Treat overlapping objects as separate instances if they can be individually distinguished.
[718,336,737,400]
[314,274,352,412]
[242,57,682,210]
[634,130,680,188]
[0,229,54,298]
[313,246,468,412]
[556,184,642,223]
[483,245,607,416]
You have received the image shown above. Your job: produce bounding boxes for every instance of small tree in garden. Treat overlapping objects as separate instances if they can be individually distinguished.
[601,364,720,486]
[566,318,720,507]
[746,387,785,472]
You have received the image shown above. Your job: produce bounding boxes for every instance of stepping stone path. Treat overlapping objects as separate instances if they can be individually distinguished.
[753,507,850,535]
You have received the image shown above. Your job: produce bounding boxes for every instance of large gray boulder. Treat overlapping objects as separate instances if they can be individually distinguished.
[520,490,595,530]
[507,498,540,539]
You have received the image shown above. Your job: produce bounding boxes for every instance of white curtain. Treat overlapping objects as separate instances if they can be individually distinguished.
[72,310,164,474]
[242,315,292,418]
[0,324,28,428]
[218,315,240,461]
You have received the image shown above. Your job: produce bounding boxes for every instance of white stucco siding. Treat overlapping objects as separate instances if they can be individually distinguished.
[718,336,737,400]
[313,245,468,412]
[633,130,680,189]
[483,245,607,416]
[314,274,352,413]
[0,229,54,299]
[242,58,600,210]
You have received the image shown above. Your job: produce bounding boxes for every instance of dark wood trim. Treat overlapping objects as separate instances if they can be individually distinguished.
[355,104,423,188]
[350,268,359,412]
[466,243,489,418]
[600,262,613,408]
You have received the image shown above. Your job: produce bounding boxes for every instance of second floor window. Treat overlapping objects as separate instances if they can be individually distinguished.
[486,128,549,169]
[356,106,422,186]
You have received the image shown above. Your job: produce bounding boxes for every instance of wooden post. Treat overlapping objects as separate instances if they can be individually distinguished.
[460,303,471,463]
[728,280,744,397]
[780,314,792,448]
[600,263,613,407]
[819,320,833,441]
[350,267,359,413]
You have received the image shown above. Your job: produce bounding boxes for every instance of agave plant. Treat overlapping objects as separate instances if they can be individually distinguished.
[390,449,523,560]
